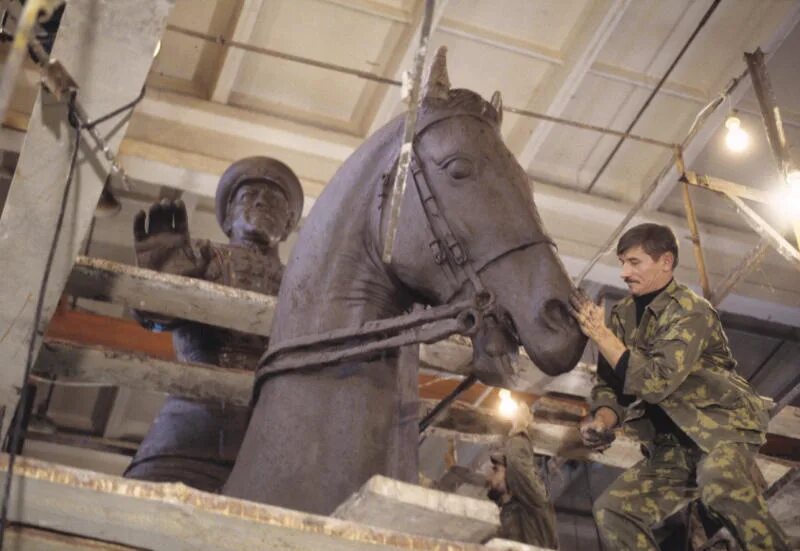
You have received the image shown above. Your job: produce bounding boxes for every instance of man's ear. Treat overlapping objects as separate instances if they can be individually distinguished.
[661,252,675,271]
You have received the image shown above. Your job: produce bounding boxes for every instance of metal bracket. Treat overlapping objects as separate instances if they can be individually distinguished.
[39,57,78,101]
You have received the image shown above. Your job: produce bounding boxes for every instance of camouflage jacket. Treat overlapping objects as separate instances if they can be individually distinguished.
[498,431,559,549]
[591,279,770,452]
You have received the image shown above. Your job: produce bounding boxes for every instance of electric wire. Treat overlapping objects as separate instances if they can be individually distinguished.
[165,23,676,151]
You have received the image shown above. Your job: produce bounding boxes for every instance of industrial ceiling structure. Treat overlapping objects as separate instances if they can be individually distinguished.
[1,0,799,549]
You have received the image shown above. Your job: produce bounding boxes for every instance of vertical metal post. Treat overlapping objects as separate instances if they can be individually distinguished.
[676,151,711,299]
[382,0,436,264]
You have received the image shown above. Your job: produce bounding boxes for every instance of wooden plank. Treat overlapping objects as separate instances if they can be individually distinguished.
[0,0,173,439]
[46,306,175,361]
[4,525,140,551]
[683,171,774,205]
[67,256,277,336]
[66,256,594,393]
[425,400,795,486]
[0,455,492,551]
[35,339,252,408]
[332,475,499,543]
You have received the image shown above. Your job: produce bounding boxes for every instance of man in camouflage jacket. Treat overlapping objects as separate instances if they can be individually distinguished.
[569,223,789,551]
[487,405,559,549]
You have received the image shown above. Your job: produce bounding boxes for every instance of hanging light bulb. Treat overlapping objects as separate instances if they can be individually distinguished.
[497,389,519,419]
[724,114,749,153]
[785,170,800,218]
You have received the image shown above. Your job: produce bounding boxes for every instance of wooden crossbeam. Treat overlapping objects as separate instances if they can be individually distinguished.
[65,256,595,395]
[0,455,491,551]
[30,338,797,484]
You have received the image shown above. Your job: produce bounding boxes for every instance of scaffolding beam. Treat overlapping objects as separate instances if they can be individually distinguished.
[0,0,173,440]
[0,455,492,551]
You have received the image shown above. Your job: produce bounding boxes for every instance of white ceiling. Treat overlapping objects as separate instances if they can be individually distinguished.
[2,0,800,323]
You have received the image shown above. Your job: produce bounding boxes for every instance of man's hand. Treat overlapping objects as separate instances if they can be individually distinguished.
[579,408,617,451]
[568,289,607,341]
[133,199,209,277]
[568,289,627,367]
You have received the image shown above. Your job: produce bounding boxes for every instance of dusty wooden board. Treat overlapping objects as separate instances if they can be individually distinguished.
[66,257,594,395]
[35,339,253,407]
[4,525,140,551]
[33,341,797,486]
[1,455,497,551]
[766,469,800,541]
[426,405,795,487]
[484,539,553,551]
[332,475,499,543]
[67,256,277,336]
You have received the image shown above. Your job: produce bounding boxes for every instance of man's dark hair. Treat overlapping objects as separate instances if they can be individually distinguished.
[617,223,679,269]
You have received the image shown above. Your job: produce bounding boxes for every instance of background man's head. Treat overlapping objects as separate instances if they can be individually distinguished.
[616,223,678,296]
[487,452,511,505]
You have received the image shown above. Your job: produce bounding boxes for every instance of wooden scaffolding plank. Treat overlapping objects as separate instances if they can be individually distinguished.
[67,256,277,336]
[0,455,493,551]
[0,0,173,439]
[332,475,499,543]
[65,256,594,395]
[30,343,796,486]
[3,525,139,551]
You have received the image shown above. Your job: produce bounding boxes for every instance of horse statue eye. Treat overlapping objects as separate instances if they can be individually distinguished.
[445,157,474,180]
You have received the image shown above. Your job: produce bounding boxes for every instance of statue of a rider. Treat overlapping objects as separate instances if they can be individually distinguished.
[124,156,303,492]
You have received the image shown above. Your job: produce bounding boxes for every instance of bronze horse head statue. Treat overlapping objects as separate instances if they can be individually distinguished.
[225,48,586,514]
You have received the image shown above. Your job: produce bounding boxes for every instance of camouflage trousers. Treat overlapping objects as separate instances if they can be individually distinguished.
[593,438,790,551]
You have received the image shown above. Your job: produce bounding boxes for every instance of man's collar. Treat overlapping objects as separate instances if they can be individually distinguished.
[645,278,679,316]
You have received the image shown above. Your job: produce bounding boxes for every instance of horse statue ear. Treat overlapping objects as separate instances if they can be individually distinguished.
[490,90,503,126]
[423,46,451,100]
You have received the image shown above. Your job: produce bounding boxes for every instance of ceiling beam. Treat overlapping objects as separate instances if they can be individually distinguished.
[509,0,631,168]
[642,2,800,211]
[136,88,361,163]
[208,0,265,104]
[366,0,450,135]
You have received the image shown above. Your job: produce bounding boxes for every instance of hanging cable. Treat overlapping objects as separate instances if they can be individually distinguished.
[584,0,722,193]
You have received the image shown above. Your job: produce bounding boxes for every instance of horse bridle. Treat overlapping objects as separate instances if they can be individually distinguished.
[257,113,556,383]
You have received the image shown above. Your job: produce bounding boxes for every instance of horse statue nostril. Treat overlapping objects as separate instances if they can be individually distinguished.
[542,298,572,331]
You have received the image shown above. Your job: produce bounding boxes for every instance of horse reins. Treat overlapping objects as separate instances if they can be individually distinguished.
[257,114,556,408]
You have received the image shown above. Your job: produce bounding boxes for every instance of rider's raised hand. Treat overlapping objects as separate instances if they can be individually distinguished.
[133,199,209,277]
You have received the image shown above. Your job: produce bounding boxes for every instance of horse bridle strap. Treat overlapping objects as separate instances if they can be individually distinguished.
[257,292,494,378]
[408,146,557,302]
